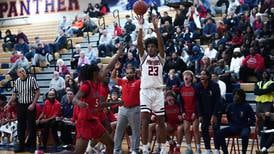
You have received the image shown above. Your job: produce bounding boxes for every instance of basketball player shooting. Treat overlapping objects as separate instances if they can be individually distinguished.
[136,15,166,154]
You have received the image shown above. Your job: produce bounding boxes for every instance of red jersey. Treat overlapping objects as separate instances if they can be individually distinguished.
[118,79,141,107]
[165,104,181,126]
[78,81,101,121]
[43,99,61,119]
[180,85,197,113]
[99,83,109,101]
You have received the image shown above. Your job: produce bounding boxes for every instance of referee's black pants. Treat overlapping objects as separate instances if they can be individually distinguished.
[16,103,36,148]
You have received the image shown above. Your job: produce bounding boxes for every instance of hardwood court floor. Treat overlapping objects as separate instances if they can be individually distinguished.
[1,140,273,154]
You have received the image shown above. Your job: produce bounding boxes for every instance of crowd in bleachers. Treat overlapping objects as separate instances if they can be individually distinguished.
[0,0,274,153]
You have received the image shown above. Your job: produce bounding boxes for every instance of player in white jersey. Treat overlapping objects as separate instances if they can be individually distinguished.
[136,15,166,154]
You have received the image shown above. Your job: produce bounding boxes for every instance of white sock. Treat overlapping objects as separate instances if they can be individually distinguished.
[143,144,149,151]
[129,135,132,143]
[261,147,267,152]
[196,144,201,150]
[147,142,151,148]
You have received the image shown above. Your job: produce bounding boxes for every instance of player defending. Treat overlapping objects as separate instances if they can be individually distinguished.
[136,15,166,153]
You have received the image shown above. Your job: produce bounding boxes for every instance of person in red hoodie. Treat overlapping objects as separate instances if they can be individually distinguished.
[239,47,265,82]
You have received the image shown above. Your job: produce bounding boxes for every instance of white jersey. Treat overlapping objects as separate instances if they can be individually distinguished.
[140,52,165,89]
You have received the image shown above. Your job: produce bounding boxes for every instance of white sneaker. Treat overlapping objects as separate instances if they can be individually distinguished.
[142,150,150,154]
[196,149,202,154]
[202,149,212,154]
[160,147,167,154]
[131,151,138,154]
[213,149,220,154]
[142,144,149,154]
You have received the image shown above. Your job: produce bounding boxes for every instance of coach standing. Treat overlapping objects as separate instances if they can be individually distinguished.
[6,67,40,152]
[111,63,141,154]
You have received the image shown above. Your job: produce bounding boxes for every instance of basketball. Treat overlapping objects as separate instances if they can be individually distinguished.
[133,0,149,15]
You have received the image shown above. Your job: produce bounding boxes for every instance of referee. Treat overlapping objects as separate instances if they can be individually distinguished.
[6,67,40,152]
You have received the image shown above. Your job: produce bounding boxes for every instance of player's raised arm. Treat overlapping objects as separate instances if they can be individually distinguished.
[152,15,164,58]
[136,15,145,57]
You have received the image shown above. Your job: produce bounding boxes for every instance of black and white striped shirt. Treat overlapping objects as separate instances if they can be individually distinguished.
[13,76,39,104]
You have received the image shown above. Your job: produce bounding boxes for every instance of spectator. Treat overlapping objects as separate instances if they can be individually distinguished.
[164,69,181,90]
[98,30,113,57]
[164,52,187,73]
[70,44,81,69]
[229,47,244,80]
[215,89,255,154]
[84,3,98,18]
[239,47,265,82]
[124,52,139,70]
[82,15,98,33]
[113,22,124,38]
[66,16,84,37]
[2,29,16,52]
[227,0,240,14]
[160,11,172,25]
[228,30,244,47]
[16,30,29,44]
[7,52,29,80]
[49,71,65,100]
[77,51,90,68]
[59,16,70,31]
[200,56,214,73]
[213,0,229,16]
[160,21,174,43]
[204,43,218,60]
[99,2,109,16]
[211,72,227,103]
[58,89,75,146]
[202,18,217,44]
[213,59,230,81]
[65,78,78,95]
[174,9,186,28]
[124,15,136,35]
[85,43,98,64]
[32,42,50,67]
[144,28,156,40]
[56,59,70,78]
[14,38,30,59]
[49,29,67,53]
[186,6,202,32]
